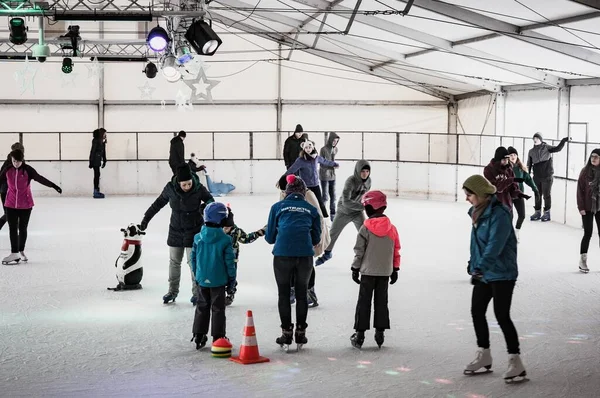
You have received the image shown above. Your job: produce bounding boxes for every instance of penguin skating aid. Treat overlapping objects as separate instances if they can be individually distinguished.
[107,223,145,291]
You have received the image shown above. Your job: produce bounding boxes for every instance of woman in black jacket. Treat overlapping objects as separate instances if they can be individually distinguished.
[140,165,214,304]
[89,128,107,199]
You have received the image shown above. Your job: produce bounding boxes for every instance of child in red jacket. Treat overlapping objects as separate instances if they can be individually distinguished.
[350,190,400,349]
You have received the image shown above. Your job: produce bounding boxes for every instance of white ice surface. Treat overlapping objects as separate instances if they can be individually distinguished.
[1,195,600,398]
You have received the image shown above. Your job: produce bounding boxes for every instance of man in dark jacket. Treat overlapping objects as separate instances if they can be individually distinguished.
[169,131,186,175]
[140,165,214,305]
[527,133,569,221]
[319,132,340,220]
[89,128,107,199]
[283,124,307,169]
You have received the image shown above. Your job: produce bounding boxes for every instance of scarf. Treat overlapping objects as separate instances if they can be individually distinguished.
[471,197,491,226]
[591,167,600,213]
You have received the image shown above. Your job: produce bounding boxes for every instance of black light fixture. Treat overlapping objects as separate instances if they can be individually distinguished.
[185,20,222,56]
[59,25,81,55]
[143,61,158,78]
[9,18,28,45]
[62,58,73,74]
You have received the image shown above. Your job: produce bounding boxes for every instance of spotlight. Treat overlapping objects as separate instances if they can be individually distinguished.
[62,58,73,74]
[161,55,181,82]
[143,61,158,78]
[185,20,222,56]
[59,25,81,55]
[9,18,28,45]
[147,26,169,52]
[175,43,193,64]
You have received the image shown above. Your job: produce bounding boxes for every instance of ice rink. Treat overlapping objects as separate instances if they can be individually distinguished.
[1,194,599,398]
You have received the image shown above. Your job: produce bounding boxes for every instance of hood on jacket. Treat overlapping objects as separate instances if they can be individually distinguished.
[364,216,392,237]
[200,225,226,244]
[354,160,371,180]
[326,132,340,147]
[92,128,106,140]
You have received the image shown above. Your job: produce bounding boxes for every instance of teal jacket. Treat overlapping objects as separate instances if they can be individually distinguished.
[468,196,518,283]
[512,165,538,194]
[191,226,236,288]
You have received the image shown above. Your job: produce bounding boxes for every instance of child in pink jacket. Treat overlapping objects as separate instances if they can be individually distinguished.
[350,190,400,349]
[0,149,62,264]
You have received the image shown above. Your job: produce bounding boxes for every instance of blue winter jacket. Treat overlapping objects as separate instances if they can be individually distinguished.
[468,196,518,283]
[265,193,322,257]
[286,155,338,187]
[191,226,236,288]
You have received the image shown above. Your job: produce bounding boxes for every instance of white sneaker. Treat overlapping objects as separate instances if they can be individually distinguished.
[20,251,28,262]
[579,254,589,273]
[464,347,492,375]
[503,354,527,383]
[2,253,21,265]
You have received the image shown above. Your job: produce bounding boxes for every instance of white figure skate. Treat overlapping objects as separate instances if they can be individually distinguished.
[2,253,21,265]
[503,354,528,384]
[464,348,493,375]
[20,251,28,262]
[579,254,589,273]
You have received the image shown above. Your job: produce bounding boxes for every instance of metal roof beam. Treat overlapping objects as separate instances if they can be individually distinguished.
[569,0,600,11]
[402,0,600,67]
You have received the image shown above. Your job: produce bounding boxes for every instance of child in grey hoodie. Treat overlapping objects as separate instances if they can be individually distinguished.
[319,132,340,221]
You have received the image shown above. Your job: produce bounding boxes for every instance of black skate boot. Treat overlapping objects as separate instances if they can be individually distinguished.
[225,294,235,306]
[541,210,551,222]
[374,329,385,348]
[350,331,365,349]
[191,334,208,350]
[307,287,318,308]
[163,292,177,304]
[276,325,294,352]
[295,324,308,351]
[530,210,541,221]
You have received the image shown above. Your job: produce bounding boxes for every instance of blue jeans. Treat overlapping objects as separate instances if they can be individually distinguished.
[320,180,336,217]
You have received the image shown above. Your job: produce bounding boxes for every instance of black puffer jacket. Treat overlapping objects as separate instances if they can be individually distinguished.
[89,129,106,168]
[143,173,214,247]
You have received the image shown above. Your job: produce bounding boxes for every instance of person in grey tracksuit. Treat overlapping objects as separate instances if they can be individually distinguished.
[319,132,340,221]
[315,159,371,266]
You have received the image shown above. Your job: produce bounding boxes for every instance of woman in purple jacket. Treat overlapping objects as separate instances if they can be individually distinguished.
[286,140,338,218]
[0,149,62,265]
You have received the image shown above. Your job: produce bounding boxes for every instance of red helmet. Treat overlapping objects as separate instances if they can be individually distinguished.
[361,190,387,210]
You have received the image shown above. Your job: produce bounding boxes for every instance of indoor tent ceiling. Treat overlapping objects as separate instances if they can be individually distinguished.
[1,0,600,100]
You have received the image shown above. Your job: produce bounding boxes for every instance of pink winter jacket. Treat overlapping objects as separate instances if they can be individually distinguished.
[0,164,57,209]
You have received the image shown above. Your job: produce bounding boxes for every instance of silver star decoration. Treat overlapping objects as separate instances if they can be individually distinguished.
[175,89,193,112]
[138,81,156,100]
[182,67,220,102]
[61,71,79,88]
[13,55,38,95]
[86,57,103,84]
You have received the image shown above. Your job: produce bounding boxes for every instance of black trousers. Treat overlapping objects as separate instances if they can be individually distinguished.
[307,185,329,218]
[5,208,32,253]
[580,212,600,254]
[513,198,526,229]
[320,180,336,217]
[93,166,101,190]
[354,275,390,331]
[533,176,553,211]
[290,266,315,289]
[273,256,313,329]
[192,285,226,339]
[471,280,520,355]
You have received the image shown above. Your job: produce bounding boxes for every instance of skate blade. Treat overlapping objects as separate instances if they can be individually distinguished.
[579,268,589,273]
[280,344,291,352]
[504,373,528,384]
[297,344,304,351]
[464,368,493,376]
[163,299,176,304]
[2,260,20,265]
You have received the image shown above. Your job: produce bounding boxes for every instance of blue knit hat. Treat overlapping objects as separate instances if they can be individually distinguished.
[204,202,228,225]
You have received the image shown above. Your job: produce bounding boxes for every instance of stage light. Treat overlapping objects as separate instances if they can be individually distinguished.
[62,58,73,74]
[147,26,169,52]
[161,55,181,82]
[185,20,222,56]
[176,43,193,64]
[9,18,28,45]
[143,62,158,78]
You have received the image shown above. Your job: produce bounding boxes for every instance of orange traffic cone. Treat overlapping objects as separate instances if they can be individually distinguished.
[230,310,270,365]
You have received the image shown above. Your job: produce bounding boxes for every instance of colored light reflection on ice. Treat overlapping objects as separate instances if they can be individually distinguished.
[420,381,431,385]
[385,370,399,375]
[435,378,453,384]
[397,366,411,372]
[357,365,367,369]
[467,394,487,398]
[358,361,372,365]
[567,340,584,344]
[327,357,337,361]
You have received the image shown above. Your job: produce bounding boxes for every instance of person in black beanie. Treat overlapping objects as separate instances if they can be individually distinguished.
[89,128,107,199]
[527,133,569,222]
[139,164,214,305]
[507,147,539,242]
[283,124,306,170]
[483,147,528,214]
[169,131,187,175]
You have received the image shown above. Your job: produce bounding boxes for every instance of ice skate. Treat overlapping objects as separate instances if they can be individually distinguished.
[290,287,296,304]
[162,292,177,304]
[295,325,308,351]
[579,254,589,273]
[464,348,493,375]
[93,189,105,199]
[191,334,208,350]
[307,287,318,308]
[2,253,21,265]
[19,251,28,262]
[541,210,551,222]
[503,354,528,384]
[350,331,365,349]
[276,325,294,352]
[225,294,235,306]
[374,329,385,348]
[530,210,541,221]
[315,250,332,266]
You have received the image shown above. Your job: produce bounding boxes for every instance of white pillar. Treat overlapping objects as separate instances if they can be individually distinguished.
[494,91,506,136]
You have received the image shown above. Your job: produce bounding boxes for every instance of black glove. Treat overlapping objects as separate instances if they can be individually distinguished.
[561,137,570,143]
[470,273,483,285]
[139,218,149,231]
[54,185,62,194]
[351,268,360,284]
[102,161,106,169]
[256,229,265,237]
[514,178,524,183]
[390,270,398,285]
[226,280,237,295]
[88,163,93,169]
[199,165,206,172]
[467,260,471,275]
[518,193,531,200]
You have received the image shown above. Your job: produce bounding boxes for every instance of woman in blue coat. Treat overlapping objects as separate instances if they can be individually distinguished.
[462,174,527,384]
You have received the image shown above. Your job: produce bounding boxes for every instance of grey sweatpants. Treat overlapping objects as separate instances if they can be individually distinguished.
[325,210,365,252]
[168,246,199,298]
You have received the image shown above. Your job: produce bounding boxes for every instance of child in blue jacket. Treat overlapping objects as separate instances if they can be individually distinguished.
[191,202,236,350]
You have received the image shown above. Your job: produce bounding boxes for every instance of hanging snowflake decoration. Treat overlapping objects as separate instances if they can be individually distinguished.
[85,57,103,85]
[175,89,193,112]
[13,55,38,95]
